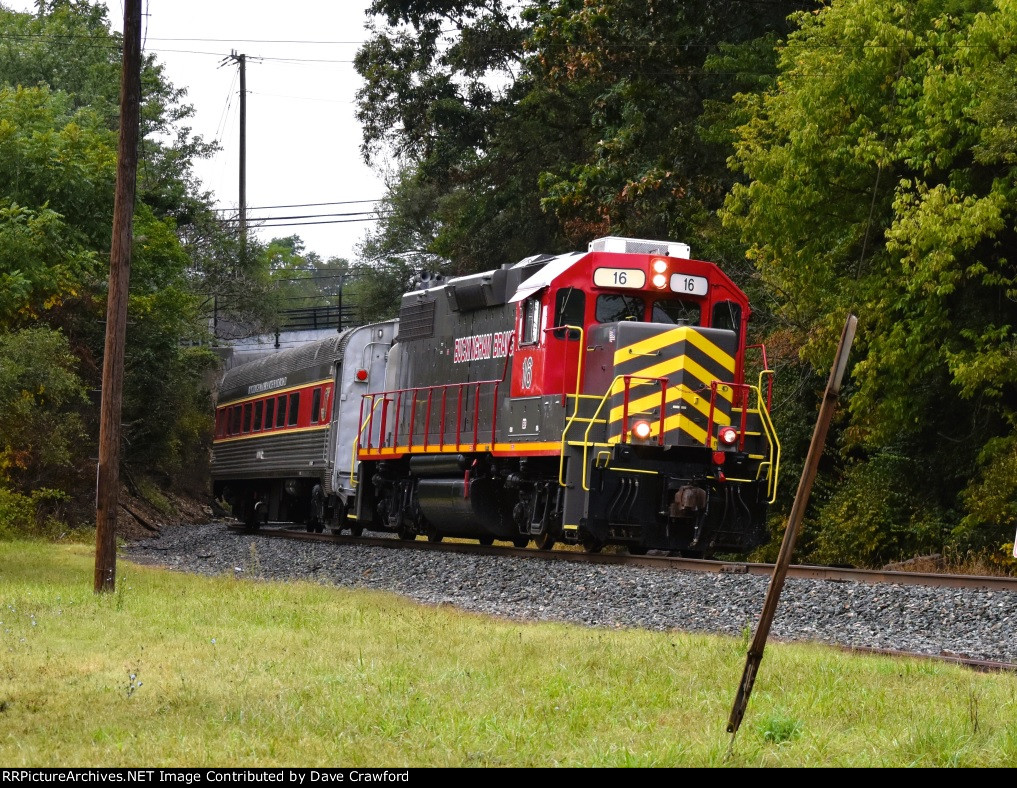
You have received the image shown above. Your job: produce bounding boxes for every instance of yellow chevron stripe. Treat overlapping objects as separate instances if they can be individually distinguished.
[613,327,689,364]
[606,383,730,425]
[609,353,734,400]
[607,410,710,445]
[613,327,736,375]
[684,330,736,374]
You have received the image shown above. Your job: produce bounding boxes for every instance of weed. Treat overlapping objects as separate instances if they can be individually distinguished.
[759,714,802,744]
[125,668,143,698]
[248,543,261,578]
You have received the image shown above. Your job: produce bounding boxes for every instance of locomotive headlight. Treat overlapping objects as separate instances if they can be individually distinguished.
[632,420,653,440]
[718,426,738,446]
[651,258,669,274]
[651,273,668,289]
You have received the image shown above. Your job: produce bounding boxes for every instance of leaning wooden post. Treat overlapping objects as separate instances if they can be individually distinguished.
[727,313,858,735]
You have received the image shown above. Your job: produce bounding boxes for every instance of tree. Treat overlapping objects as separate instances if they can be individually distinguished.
[354,0,811,273]
[721,0,1017,564]
[0,326,87,491]
[0,1,257,517]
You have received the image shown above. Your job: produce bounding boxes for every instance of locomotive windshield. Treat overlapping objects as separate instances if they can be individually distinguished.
[594,293,702,326]
[652,299,701,325]
[596,293,644,322]
[553,287,585,339]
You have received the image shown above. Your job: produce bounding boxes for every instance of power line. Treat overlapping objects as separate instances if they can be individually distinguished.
[211,199,383,212]
[247,210,389,221]
[252,216,384,227]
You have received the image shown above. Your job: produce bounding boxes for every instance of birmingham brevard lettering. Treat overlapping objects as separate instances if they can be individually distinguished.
[452,331,513,364]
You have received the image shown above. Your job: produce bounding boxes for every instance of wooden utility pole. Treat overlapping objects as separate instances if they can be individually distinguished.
[238,51,246,250]
[727,313,858,735]
[224,50,248,255]
[95,0,142,593]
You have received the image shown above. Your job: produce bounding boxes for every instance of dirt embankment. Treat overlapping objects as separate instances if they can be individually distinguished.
[115,487,219,542]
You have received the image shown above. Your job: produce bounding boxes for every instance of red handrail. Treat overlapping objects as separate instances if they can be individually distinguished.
[618,375,667,446]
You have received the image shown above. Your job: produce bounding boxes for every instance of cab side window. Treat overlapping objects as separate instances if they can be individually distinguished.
[553,288,585,340]
[521,296,541,345]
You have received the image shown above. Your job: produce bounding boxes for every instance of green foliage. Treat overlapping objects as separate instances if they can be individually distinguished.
[721,0,1017,562]
[955,435,1017,554]
[0,327,87,492]
[0,0,122,124]
[0,487,68,540]
[0,2,247,512]
[810,453,947,567]
[0,85,112,322]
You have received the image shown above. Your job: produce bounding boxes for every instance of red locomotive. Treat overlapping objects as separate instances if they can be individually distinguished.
[350,235,780,555]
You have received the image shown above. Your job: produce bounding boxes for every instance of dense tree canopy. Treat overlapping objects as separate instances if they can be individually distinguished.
[354,0,811,279]
[0,1,245,514]
[721,0,1017,563]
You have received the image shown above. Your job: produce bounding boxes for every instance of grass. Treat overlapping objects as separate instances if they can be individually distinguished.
[1,539,1016,767]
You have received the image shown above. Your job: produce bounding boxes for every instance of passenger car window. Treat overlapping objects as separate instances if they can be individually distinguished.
[311,388,322,424]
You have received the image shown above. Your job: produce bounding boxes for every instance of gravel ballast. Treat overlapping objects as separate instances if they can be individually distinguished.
[123,522,1017,665]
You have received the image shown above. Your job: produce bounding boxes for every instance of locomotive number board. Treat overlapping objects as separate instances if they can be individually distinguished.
[669,273,709,295]
[593,267,646,288]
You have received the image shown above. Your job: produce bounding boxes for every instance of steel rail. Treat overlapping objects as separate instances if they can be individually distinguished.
[226,522,1017,593]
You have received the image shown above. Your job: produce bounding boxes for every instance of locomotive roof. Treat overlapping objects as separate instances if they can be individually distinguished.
[507,251,584,303]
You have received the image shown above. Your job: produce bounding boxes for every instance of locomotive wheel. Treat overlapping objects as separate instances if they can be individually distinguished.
[350,525,364,538]
[398,527,417,541]
[478,536,494,546]
[512,536,530,548]
[628,545,648,556]
[533,532,555,551]
[581,535,603,554]
[427,531,444,543]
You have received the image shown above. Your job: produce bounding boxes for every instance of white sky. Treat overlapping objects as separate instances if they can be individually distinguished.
[5,0,389,263]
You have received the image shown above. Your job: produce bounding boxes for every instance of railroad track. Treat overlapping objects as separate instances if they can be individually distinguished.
[226,521,1017,673]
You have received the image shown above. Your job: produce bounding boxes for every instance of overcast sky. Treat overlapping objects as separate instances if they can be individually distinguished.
[5,0,389,263]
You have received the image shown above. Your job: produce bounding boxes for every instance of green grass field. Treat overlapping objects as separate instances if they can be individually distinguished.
[1,539,1015,767]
